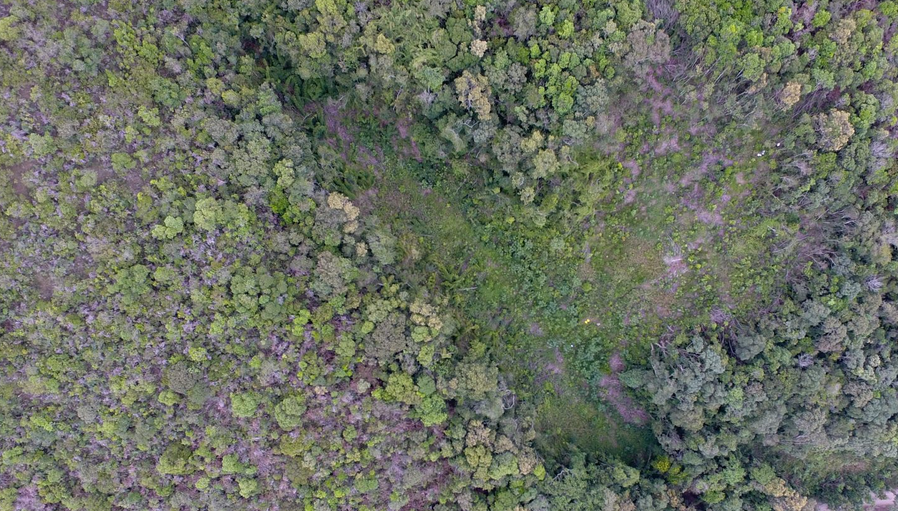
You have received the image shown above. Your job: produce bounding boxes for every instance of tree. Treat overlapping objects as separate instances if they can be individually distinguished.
[156,444,194,476]
[816,109,855,151]
[230,392,259,419]
[455,70,492,121]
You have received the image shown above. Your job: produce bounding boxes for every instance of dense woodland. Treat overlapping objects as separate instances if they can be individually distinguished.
[2,0,898,509]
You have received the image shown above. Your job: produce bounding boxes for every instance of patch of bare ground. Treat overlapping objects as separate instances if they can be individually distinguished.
[85,158,116,184]
[124,168,146,193]
[532,344,566,394]
[598,354,649,425]
[654,133,680,155]
[816,491,897,511]
[678,151,732,187]
[4,160,37,198]
[318,100,423,173]
[31,274,54,301]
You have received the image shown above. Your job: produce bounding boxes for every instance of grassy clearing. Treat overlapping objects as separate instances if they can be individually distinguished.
[352,135,784,466]
[321,95,790,468]
[534,392,658,470]
[360,158,662,463]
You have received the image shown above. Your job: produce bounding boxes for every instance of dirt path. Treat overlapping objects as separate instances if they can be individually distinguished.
[816,491,896,510]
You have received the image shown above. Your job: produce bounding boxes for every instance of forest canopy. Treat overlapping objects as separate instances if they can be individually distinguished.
[2,0,898,510]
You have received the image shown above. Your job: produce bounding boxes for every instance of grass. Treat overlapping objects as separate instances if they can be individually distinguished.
[363,159,661,465]
[534,392,658,470]
[311,92,792,470]
[360,147,780,468]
